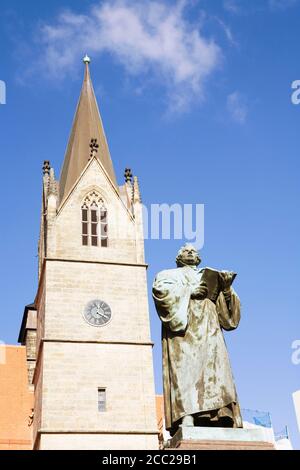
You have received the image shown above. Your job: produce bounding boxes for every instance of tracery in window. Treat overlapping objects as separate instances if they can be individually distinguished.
[81,191,108,247]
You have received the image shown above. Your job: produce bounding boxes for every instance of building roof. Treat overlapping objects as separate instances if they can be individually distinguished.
[59,58,118,203]
[18,303,36,344]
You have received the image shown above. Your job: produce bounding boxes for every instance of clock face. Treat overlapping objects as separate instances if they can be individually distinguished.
[83,299,112,327]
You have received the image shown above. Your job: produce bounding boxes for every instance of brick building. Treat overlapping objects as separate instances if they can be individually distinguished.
[0,346,33,449]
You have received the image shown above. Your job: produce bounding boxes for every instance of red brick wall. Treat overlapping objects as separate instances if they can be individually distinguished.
[0,346,34,450]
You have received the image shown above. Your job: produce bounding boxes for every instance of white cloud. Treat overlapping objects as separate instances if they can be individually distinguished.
[223,0,241,14]
[227,91,248,124]
[224,0,298,14]
[269,0,298,9]
[214,17,237,46]
[34,0,221,113]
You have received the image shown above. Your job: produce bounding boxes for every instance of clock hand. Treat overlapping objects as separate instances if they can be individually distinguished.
[93,308,103,317]
[97,310,109,318]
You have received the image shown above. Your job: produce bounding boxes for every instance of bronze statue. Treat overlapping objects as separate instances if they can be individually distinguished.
[152,244,243,436]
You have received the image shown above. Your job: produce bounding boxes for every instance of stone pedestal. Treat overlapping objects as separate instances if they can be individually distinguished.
[167,426,276,450]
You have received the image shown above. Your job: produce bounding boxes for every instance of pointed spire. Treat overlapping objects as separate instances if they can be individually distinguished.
[59,56,118,203]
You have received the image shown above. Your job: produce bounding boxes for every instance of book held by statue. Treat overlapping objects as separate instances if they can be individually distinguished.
[200,268,237,303]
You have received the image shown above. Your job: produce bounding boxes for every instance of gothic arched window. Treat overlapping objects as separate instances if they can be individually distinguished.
[81,191,108,247]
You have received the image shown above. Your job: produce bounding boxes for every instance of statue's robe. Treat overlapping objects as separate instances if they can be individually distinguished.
[152,265,243,433]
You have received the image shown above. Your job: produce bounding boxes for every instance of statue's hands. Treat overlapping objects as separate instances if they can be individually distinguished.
[220,272,234,304]
[220,271,236,290]
[191,283,208,300]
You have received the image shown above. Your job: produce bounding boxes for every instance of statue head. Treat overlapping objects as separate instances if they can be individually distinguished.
[176,244,201,268]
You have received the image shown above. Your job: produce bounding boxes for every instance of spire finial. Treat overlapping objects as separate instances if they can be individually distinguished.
[43,160,50,176]
[83,54,91,64]
[89,138,99,159]
[124,168,133,184]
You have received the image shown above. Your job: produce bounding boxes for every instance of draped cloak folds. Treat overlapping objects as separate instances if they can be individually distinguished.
[152,265,243,433]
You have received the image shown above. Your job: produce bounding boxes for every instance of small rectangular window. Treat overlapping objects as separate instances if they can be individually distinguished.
[101,238,108,247]
[91,210,98,223]
[100,210,107,222]
[90,208,98,246]
[82,222,88,235]
[82,209,88,222]
[100,210,108,247]
[81,203,108,247]
[98,388,106,412]
[91,236,98,246]
[82,207,89,246]
[100,222,107,237]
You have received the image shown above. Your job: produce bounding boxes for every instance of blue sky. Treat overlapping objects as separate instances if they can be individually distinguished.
[1,0,300,448]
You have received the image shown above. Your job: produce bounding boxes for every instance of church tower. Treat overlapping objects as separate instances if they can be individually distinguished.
[31,57,158,450]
